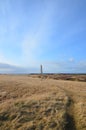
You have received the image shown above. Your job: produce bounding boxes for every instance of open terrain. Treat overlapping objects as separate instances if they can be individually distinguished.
[0,74,86,130]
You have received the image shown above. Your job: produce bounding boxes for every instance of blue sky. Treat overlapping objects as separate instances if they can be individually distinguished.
[0,0,86,73]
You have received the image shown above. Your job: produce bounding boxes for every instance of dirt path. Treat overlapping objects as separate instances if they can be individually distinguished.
[55,81,86,130]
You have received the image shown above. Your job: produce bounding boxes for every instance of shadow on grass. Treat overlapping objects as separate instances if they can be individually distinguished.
[65,113,76,130]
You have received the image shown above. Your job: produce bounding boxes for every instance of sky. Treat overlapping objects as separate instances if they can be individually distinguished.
[0,0,86,73]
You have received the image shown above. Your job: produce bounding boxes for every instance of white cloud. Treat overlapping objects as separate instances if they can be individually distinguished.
[69,58,74,62]
[42,60,86,73]
[0,62,38,74]
[0,52,5,62]
[0,51,19,66]
[0,52,11,64]
[21,1,57,67]
[0,0,10,15]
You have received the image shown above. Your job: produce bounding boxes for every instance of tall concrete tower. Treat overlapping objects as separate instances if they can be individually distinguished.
[40,65,43,74]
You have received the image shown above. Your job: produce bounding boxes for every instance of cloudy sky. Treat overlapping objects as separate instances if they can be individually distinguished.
[0,0,86,73]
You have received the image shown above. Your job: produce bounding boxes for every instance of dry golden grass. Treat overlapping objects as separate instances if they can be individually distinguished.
[0,75,86,130]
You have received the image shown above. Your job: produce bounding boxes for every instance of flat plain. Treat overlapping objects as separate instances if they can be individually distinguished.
[0,74,86,130]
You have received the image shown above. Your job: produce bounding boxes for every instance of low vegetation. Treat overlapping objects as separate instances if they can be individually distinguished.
[36,74,86,82]
[0,75,86,130]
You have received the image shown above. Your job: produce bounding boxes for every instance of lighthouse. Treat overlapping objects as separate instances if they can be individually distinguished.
[40,65,43,75]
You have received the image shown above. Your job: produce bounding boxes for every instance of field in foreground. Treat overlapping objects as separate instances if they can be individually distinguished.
[0,75,86,130]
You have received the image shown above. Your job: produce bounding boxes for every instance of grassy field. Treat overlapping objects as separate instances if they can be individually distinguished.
[0,75,86,130]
